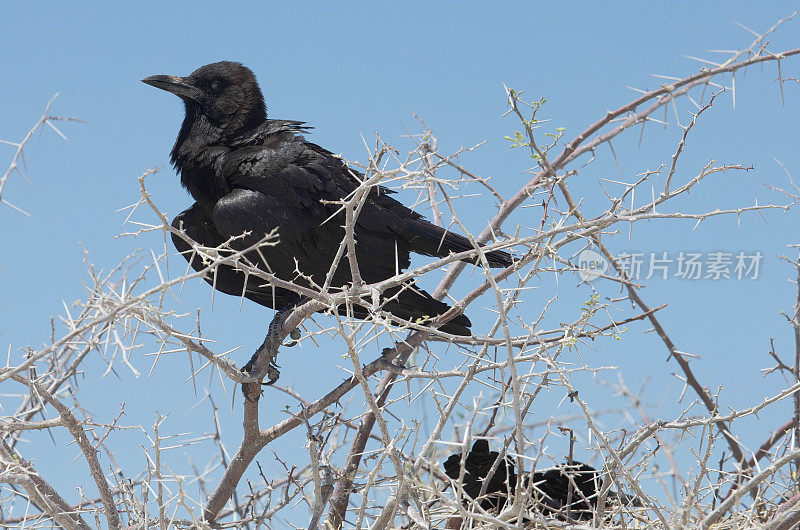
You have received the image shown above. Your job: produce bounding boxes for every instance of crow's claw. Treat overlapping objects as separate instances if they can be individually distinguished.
[265,365,280,385]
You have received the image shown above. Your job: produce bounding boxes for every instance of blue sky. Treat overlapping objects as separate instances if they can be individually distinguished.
[2,1,799,524]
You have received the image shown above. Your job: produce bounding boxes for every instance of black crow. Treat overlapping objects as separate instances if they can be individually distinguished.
[526,461,602,520]
[142,61,511,338]
[444,440,630,522]
[443,440,517,512]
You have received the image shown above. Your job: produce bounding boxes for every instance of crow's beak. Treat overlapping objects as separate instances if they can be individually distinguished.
[142,74,202,102]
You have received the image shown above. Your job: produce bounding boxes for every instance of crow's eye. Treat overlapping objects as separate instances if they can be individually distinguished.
[210,80,221,92]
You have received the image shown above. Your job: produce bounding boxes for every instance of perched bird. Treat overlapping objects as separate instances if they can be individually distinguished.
[142,61,511,339]
[444,440,616,522]
[526,461,602,520]
[443,440,517,512]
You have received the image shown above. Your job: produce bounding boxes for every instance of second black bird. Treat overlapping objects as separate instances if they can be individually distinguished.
[142,61,511,337]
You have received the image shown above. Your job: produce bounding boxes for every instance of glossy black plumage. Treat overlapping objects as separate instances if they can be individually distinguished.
[143,61,511,336]
[443,440,603,521]
[443,440,516,512]
[526,462,601,520]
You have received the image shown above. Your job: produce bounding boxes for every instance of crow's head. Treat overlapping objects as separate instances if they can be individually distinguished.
[143,61,267,139]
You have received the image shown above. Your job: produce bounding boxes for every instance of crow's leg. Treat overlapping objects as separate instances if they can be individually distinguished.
[241,299,304,392]
[240,311,285,387]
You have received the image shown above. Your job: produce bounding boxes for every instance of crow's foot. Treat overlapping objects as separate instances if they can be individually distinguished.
[241,303,303,392]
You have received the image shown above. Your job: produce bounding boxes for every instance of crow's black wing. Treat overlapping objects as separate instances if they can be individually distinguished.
[216,140,413,287]
[211,139,473,334]
[306,142,511,268]
[171,202,298,309]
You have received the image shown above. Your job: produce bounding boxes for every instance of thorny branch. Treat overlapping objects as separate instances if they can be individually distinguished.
[2,17,800,529]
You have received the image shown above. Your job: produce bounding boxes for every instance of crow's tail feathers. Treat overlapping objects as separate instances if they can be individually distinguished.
[389,284,472,336]
[349,283,472,336]
[406,219,512,268]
